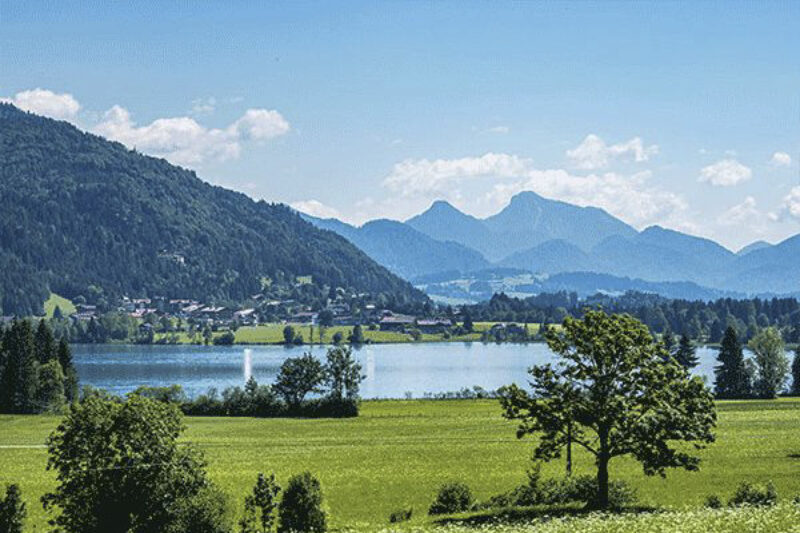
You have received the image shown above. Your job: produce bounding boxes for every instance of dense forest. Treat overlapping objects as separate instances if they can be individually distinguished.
[0,104,426,316]
[464,291,800,343]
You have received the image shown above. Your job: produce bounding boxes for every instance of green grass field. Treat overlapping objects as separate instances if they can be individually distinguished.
[2,399,799,531]
[42,293,76,318]
[155,321,524,345]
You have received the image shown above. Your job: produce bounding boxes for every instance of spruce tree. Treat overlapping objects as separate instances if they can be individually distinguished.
[35,319,57,363]
[675,334,699,370]
[714,327,751,399]
[57,338,79,403]
[0,320,38,413]
[462,311,474,333]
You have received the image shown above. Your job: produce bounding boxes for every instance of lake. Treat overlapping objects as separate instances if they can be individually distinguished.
[72,342,725,399]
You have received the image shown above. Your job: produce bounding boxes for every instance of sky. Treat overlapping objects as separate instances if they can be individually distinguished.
[1,0,799,251]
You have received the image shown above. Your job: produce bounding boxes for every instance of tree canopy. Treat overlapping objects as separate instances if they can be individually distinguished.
[42,394,229,533]
[501,310,716,509]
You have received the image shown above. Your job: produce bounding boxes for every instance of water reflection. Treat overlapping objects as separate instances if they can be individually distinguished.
[72,342,728,399]
[243,348,252,383]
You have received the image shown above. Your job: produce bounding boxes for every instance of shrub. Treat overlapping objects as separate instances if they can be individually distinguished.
[705,494,723,509]
[331,332,343,344]
[0,484,26,533]
[428,482,474,515]
[488,472,636,510]
[213,331,236,345]
[278,472,326,533]
[729,481,778,507]
[240,473,281,533]
[388,507,413,523]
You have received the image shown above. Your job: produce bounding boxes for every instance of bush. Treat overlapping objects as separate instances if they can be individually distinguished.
[705,494,723,509]
[278,472,326,533]
[0,484,26,533]
[488,470,636,510]
[388,507,413,523]
[729,481,778,507]
[429,482,474,515]
[294,397,359,418]
[213,331,236,345]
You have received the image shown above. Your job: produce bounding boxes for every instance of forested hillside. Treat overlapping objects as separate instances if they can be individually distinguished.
[0,104,426,315]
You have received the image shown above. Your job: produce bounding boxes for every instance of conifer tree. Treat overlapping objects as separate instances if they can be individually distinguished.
[715,327,751,399]
[57,338,79,403]
[0,320,38,413]
[675,334,699,370]
[35,319,57,363]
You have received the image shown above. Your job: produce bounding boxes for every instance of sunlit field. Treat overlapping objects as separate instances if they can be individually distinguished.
[2,399,799,530]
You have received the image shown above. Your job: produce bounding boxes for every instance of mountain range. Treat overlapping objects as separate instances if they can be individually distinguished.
[0,104,426,315]
[305,190,800,300]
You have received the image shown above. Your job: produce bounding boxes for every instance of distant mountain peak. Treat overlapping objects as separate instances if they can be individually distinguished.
[508,190,544,204]
[737,240,771,255]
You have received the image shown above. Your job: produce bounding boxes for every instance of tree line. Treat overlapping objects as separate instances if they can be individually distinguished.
[463,291,800,344]
[136,346,365,418]
[0,319,78,414]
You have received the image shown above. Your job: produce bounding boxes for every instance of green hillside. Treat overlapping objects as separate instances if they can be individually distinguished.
[0,104,426,315]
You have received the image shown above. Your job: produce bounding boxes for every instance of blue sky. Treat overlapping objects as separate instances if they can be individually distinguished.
[2,1,798,250]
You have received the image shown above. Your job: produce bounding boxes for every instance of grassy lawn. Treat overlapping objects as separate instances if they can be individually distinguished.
[2,398,799,531]
[42,293,76,318]
[154,321,528,345]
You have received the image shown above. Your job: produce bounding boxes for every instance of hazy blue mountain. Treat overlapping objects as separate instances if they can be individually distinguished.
[303,215,490,279]
[725,234,800,294]
[736,240,772,256]
[406,192,636,261]
[483,191,637,257]
[301,188,800,298]
[405,200,496,257]
[589,226,735,285]
[499,239,590,273]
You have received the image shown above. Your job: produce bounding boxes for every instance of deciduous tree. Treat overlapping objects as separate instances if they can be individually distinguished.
[42,395,230,533]
[749,327,789,399]
[501,310,716,509]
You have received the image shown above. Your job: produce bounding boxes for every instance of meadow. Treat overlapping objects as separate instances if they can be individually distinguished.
[155,321,518,345]
[1,399,799,531]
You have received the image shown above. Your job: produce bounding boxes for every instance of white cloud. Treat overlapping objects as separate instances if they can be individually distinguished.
[190,97,216,116]
[487,125,510,134]
[383,153,531,196]
[93,105,289,167]
[718,196,760,226]
[698,159,752,186]
[2,87,289,168]
[566,134,659,170]
[232,108,290,140]
[380,152,685,228]
[1,88,80,121]
[290,200,341,219]
[781,186,800,220]
[770,151,792,167]
[485,169,686,228]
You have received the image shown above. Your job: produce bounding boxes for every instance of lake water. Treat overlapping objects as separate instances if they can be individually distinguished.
[72,343,724,399]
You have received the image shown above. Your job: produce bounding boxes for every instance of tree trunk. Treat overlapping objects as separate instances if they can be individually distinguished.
[596,427,610,509]
[566,422,573,476]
